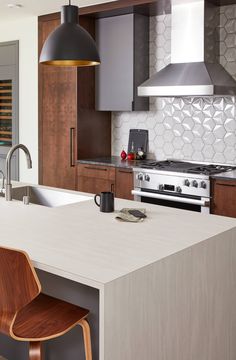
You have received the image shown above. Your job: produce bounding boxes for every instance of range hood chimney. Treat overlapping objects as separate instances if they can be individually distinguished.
[138,0,236,97]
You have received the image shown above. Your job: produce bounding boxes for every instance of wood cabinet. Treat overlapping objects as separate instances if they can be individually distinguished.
[38,0,175,191]
[115,168,134,200]
[211,179,236,218]
[38,15,111,191]
[77,164,134,200]
[77,164,115,194]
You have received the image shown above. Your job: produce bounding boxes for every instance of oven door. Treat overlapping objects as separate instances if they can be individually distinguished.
[132,189,210,213]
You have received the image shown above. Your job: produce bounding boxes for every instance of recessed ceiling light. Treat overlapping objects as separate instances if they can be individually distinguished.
[7,3,23,8]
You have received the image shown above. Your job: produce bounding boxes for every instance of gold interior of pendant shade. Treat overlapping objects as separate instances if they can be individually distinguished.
[41,59,101,67]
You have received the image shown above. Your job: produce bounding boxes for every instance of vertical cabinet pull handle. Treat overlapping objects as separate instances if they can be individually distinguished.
[70,127,75,167]
[111,183,115,193]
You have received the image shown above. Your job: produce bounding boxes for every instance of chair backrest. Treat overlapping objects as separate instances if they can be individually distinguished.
[0,246,41,336]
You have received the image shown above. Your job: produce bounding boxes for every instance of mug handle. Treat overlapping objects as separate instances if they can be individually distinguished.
[94,194,101,207]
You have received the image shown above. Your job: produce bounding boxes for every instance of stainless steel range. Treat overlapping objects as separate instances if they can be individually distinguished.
[132,160,235,213]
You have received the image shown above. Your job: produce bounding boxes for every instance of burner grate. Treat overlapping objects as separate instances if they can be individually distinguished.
[188,165,235,175]
[140,160,236,175]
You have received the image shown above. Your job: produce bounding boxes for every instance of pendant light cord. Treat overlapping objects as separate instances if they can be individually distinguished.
[69,0,71,5]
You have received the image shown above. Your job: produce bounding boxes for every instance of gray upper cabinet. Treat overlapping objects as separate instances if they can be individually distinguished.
[95,14,149,112]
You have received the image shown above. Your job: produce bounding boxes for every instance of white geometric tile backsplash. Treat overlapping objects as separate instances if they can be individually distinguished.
[112,5,236,164]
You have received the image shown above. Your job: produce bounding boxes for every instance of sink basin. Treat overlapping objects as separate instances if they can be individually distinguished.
[11,186,91,208]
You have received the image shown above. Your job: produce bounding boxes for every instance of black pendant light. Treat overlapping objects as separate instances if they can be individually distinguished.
[39,0,100,67]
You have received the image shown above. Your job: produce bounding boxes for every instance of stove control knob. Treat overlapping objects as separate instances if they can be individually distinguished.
[159,184,164,191]
[184,179,190,187]
[137,173,144,181]
[200,181,207,189]
[192,180,198,188]
[144,174,150,182]
[176,186,182,193]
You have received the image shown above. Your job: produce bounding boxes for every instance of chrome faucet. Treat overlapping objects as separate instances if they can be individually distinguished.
[0,170,5,192]
[5,144,32,201]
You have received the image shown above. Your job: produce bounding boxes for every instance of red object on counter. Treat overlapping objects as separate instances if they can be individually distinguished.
[127,152,135,161]
[120,150,127,160]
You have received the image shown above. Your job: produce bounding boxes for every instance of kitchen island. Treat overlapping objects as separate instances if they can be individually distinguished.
[0,183,236,360]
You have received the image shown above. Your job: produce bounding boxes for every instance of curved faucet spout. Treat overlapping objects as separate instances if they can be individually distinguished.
[5,144,32,201]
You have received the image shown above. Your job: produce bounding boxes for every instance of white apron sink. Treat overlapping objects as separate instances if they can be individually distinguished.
[11,186,91,208]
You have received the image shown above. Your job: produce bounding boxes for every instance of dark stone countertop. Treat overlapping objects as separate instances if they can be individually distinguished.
[211,170,236,181]
[77,156,147,169]
[78,158,236,179]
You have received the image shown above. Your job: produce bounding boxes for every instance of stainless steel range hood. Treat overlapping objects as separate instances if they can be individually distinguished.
[138,0,236,97]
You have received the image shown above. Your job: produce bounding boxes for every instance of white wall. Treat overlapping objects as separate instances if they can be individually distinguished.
[0,16,38,183]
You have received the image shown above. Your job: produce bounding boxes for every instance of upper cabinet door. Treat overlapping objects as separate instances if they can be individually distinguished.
[95,14,149,112]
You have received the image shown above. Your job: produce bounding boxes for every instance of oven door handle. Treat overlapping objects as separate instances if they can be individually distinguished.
[131,190,209,207]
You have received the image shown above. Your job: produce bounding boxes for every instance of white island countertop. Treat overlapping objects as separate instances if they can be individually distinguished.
[1,183,236,360]
[0,182,235,289]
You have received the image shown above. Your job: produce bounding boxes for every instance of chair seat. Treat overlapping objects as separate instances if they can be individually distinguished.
[12,293,89,341]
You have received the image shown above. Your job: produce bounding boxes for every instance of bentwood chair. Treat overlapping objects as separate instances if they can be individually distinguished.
[0,246,92,360]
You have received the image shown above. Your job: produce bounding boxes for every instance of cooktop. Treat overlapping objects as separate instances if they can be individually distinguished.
[139,160,235,175]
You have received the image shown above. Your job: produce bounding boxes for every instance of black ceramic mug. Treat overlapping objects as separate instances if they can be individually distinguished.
[94,192,114,213]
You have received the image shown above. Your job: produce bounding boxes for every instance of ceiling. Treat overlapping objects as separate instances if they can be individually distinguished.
[0,0,117,20]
